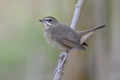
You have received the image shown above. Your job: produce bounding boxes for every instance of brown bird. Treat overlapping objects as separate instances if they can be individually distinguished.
[39,16,106,52]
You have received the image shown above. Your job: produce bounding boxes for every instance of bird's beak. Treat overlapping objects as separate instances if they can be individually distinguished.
[39,19,43,22]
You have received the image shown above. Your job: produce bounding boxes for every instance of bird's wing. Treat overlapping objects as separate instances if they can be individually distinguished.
[61,36,85,50]
[51,25,85,50]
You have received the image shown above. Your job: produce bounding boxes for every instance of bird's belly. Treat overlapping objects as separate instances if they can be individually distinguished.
[44,31,68,51]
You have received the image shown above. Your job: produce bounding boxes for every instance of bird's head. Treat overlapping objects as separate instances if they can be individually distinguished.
[39,16,59,28]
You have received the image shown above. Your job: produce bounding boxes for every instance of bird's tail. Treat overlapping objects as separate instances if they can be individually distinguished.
[77,25,106,44]
[77,25,106,36]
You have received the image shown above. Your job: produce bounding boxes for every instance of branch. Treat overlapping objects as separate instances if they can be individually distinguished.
[70,0,84,29]
[53,0,84,80]
[53,52,67,80]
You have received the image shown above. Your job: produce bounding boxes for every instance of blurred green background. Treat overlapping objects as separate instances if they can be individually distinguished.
[0,0,120,80]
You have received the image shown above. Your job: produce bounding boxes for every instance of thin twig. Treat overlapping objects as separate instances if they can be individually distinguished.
[53,52,67,80]
[70,0,84,29]
[53,0,84,80]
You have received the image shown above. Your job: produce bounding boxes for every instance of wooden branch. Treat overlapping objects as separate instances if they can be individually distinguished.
[70,0,84,29]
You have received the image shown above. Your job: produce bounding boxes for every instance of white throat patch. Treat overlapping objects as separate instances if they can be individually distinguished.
[43,22,52,29]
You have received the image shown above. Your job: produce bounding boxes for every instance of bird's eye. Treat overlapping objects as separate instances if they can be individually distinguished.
[47,19,52,22]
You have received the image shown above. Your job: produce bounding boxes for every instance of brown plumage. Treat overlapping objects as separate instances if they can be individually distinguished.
[39,16,106,52]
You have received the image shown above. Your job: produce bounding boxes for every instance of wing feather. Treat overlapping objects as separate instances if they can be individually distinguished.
[51,24,85,50]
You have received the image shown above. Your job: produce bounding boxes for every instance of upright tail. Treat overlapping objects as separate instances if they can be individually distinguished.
[77,24,106,44]
[77,24,106,36]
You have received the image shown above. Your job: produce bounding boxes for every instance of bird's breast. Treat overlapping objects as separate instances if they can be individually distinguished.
[43,29,68,51]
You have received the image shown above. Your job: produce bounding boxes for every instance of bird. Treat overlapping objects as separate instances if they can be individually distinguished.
[39,16,106,52]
